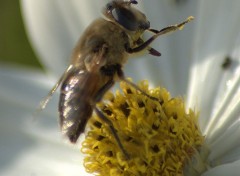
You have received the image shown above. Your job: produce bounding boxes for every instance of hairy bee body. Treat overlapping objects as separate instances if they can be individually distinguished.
[41,0,193,157]
[71,18,129,67]
[59,18,133,142]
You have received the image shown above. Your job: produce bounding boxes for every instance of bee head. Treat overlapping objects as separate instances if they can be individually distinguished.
[102,0,150,31]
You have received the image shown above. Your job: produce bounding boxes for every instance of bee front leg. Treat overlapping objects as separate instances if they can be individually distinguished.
[126,17,193,54]
[125,27,173,54]
[94,107,130,159]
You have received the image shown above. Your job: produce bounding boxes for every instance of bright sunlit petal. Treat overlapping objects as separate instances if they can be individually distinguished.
[187,0,240,134]
[185,1,240,174]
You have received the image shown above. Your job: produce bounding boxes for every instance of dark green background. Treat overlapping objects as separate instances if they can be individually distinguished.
[0,1,42,68]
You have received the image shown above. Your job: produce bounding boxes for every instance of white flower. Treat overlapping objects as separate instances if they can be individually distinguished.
[1,0,240,175]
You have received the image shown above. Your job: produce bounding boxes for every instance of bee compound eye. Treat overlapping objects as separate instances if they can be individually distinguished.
[112,7,139,31]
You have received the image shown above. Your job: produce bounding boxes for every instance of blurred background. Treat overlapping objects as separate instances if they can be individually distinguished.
[0,1,41,68]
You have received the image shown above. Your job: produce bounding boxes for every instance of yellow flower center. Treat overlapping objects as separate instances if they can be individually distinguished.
[82,80,204,176]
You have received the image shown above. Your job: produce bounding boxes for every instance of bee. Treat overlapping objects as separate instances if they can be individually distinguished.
[40,0,193,158]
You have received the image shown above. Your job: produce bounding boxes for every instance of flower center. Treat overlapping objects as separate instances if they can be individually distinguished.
[82,80,204,176]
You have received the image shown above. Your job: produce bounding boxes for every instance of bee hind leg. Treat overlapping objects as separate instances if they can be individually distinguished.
[94,79,115,103]
[117,66,161,103]
[122,78,160,101]
[94,107,130,159]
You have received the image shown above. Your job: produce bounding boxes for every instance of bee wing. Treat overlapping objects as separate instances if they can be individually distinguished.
[37,65,74,111]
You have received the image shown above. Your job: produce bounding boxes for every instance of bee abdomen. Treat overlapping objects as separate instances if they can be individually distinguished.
[59,70,93,143]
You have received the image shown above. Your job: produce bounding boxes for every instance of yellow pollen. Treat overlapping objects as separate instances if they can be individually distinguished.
[81,80,204,176]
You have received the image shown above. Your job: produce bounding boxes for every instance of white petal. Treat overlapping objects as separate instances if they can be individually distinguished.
[202,160,240,176]
[204,34,240,142]
[186,0,240,134]
[0,65,90,175]
[0,64,58,114]
[208,120,240,165]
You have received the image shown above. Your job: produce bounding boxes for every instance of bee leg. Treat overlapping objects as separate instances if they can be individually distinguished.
[148,17,191,35]
[125,32,163,53]
[94,107,130,159]
[116,66,161,102]
[135,38,161,56]
[94,79,115,102]
[126,17,193,54]
[148,48,161,56]
[122,78,160,101]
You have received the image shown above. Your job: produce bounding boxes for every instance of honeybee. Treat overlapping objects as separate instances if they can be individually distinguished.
[40,0,193,158]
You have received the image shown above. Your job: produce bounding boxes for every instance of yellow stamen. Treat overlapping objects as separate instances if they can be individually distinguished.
[82,80,204,176]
